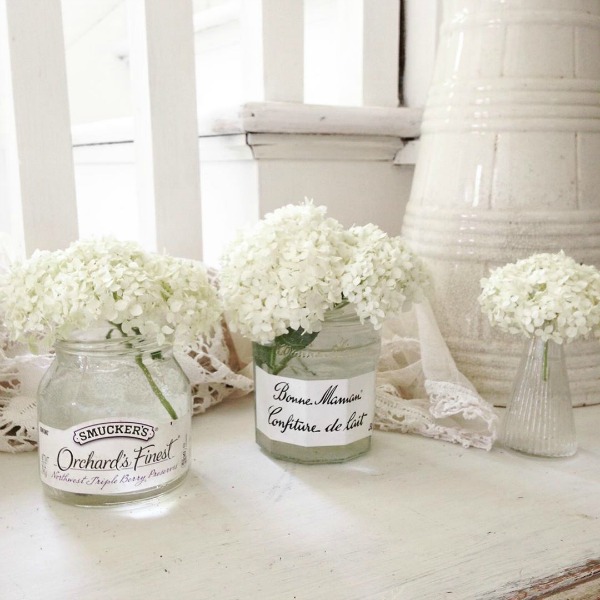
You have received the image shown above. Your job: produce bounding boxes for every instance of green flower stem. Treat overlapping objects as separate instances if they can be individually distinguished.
[267,345,319,376]
[259,303,356,374]
[295,356,318,377]
[108,322,178,420]
[269,329,320,375]
[135,354,178,420]
[543,340,549,383]
[270,351,296,376]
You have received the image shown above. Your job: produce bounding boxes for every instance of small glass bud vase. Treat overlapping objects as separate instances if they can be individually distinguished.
[37,332,192,506]
[501,336,576,457]
[252,306,382,464]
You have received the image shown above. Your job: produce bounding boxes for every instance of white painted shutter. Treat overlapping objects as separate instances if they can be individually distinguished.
[126,0,202,260]
[241,0,305,102]
[0,0,78,257]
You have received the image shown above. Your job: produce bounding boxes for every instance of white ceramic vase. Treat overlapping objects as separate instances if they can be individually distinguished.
[402,0,600,406]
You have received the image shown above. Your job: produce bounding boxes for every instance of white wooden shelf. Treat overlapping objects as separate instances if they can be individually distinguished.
[69,101,420,267]
[70,103,423,146]
[2,397,600,599]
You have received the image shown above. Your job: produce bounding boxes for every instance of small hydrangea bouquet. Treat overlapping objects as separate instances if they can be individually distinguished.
[0,238,222,417]
[479,251,600,343]
[219,201,428,373]
[478,251,600,378]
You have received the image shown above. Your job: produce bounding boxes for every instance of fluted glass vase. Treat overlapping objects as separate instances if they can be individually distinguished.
[501,337,576,457]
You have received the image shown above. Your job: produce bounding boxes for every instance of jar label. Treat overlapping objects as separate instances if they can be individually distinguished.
[38,419,190,495]
[254,367,376,447]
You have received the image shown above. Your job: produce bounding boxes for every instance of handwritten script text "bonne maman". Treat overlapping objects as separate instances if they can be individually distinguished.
[272,382,363,406]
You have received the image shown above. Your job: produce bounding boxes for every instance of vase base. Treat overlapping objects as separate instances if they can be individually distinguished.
[256,430,371,464]
[41,469,189,507]
[501,439,577,458]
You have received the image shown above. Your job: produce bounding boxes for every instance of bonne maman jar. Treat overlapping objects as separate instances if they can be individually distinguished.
[253,305,382,463]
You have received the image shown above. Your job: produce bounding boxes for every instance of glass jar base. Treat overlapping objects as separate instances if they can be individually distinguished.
[501,337,577,459]
[41,470,189,507]
[501,438,577,458]
[256,429,371,464]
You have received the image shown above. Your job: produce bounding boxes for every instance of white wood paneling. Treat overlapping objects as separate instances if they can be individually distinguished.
[126,0,202,259]
[335,0,363,104]
[362,0,401,107]
[0,0,416,260]
[241,0,304,102]
[70,104,419,267]
[231,101,421,137]
[0,0,78,257]
[335,0,401,107]
[402,0,442,107]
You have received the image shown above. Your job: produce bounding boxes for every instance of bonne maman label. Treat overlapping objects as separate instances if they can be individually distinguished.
[254,367,376,447]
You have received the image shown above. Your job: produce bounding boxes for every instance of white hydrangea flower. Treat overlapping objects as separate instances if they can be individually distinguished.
[0,238,221,349]
[341,223,428,329]
[478,251,600,344]
[219,202,428,344]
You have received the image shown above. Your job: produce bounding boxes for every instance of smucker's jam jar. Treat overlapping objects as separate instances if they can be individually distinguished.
[37,333,191,506]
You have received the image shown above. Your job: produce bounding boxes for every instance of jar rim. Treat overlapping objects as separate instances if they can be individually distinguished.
[55,331,171,355]
[324,303,367,325]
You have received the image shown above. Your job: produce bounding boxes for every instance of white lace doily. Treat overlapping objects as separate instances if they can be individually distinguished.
[178,323,254,414]
[0,333,51,452]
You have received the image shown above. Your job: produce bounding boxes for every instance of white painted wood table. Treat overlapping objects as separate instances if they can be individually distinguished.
[2,397,600,600]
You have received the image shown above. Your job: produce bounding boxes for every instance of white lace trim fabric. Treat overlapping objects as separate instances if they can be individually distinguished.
[373,299,498,450]
[176,323,253,415]
[0,342,50,452]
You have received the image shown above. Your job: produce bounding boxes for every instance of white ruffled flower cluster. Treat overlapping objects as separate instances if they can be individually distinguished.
[478,251,600,344]
[0,238,221,348]
[219,202,427,344]
[342,223,428,327]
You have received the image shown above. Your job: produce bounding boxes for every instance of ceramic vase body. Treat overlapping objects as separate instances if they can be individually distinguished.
[501,337,576,457]
[402,0,600,406]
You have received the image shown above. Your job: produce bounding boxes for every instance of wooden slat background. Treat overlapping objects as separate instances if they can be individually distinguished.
[1,0,409,259]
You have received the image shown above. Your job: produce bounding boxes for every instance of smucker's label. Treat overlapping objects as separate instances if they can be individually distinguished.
[38,418,189,494]
[255,367,376,447]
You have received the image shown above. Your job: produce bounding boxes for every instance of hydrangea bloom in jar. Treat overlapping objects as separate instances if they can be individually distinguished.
[0,238,221,505]
[220,202,427,463]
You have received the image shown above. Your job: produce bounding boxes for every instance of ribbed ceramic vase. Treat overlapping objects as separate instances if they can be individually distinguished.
[501,337,576,457]
[402,0,600,406]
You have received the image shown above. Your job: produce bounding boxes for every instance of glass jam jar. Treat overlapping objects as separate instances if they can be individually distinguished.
[252,306,382,463]
[37,332,192,506]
